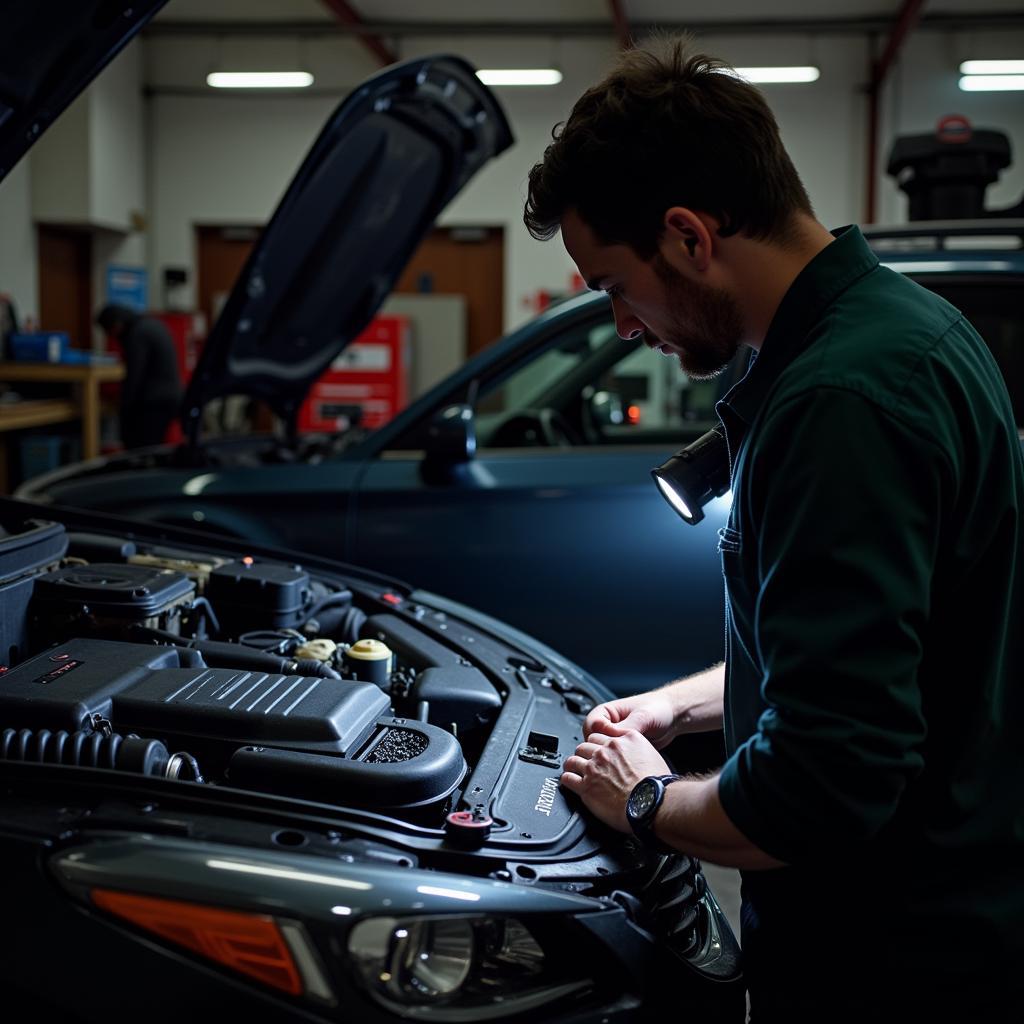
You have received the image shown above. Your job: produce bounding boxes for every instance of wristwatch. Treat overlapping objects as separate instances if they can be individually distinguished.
[626,774,682,854]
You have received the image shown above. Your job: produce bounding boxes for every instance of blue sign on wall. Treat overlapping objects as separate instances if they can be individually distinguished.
[106,265,148,311]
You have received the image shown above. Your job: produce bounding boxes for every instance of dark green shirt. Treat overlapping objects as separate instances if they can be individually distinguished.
[715,226,1024,1006]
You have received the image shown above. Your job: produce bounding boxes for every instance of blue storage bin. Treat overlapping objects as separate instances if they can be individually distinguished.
[9,332,70,362]
[19,434,65,480]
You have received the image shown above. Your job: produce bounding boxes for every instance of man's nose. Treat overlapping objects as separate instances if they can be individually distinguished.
[610,296,644,341]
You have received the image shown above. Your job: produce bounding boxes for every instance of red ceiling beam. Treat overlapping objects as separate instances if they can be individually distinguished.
[320,0,397,67]
[864,0,927,223]
[609,0,632,50]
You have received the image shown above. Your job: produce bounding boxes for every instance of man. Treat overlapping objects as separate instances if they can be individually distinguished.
[524,37,1024,1019]
[96,304,183,449]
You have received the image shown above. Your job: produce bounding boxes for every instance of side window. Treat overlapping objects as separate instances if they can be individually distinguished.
[381,305,748,455]
[475,309,745,450]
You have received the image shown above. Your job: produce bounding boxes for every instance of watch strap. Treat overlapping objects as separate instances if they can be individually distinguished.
[628,773,682,854]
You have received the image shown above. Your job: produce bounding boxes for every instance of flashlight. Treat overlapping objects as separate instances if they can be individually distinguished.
[651,426,731,525]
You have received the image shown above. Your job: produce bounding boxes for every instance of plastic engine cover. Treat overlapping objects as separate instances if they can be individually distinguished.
[0,639,466,808]
[31,564,195,621]
[206,559,312,633]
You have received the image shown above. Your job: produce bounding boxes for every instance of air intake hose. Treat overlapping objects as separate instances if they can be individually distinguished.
[0,726,194,778]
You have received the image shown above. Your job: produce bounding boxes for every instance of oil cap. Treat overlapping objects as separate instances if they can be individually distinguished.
[445,809,493,846]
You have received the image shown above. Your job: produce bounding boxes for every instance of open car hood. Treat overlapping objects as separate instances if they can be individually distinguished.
[182,55,513,439]
[0,1,168,182]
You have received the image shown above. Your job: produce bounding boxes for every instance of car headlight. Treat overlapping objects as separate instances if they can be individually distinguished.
[347,915,591,1019]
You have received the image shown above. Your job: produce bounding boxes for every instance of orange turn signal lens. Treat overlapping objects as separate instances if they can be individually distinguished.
[91,889,302,996]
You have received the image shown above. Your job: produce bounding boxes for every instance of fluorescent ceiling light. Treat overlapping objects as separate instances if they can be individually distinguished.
[958,75,1024,92]
[207,72,314,89]
[960,60,1024,75]
[475,69,563,86]
[729,66,820,84]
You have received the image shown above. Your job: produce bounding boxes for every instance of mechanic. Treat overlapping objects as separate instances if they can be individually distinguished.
[96,304,183,449]
[523,36,1024,1020]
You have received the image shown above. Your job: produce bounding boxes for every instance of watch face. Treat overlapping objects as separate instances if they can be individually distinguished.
[629,779,659,818]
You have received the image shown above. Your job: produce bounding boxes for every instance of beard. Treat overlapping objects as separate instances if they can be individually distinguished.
[648,253,746,380]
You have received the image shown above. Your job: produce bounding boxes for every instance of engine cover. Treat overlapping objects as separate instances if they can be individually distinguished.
[0,639,465,808]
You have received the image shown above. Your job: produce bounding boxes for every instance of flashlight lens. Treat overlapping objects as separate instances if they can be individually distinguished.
[655,474,695,522]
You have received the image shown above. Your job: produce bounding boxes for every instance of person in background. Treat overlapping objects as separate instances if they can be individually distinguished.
[96,304,182,449]
[0,292,19,360]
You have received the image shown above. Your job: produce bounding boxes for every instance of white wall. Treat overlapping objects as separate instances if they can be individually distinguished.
[0,39,148,332]
[90,38,146,232]
[30,90,91,226]
[0,161,38,324]
[7,26,1021,347]
[880,30,1024,223]
[142,28,1024,339]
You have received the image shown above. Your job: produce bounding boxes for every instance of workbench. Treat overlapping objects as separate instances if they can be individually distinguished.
[0,360,126,492]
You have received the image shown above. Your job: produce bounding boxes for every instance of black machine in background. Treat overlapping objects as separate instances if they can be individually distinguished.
[887,117,1024,221]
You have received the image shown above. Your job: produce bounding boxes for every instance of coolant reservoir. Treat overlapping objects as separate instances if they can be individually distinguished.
[343,639,393,688]
[295,638,337,663]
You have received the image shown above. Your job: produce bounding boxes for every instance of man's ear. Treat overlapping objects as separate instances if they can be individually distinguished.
[661,207,713,272]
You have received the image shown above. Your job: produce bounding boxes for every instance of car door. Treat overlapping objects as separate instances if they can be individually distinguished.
[350,302,740,695]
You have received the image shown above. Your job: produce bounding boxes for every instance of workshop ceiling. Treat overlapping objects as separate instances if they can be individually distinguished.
[152,0,1024,33]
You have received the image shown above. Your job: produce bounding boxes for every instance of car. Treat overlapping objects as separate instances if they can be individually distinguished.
[21,234,1024,695]
[0,4,746,1022]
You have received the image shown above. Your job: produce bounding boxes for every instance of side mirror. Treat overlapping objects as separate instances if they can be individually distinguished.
[421,404,476,483]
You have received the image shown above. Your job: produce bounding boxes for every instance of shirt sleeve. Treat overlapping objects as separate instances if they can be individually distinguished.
[717,385,950,863]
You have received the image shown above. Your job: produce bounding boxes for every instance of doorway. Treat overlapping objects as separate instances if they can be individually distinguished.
[37,226,92,347]
[195,224,261,332]
[195,224,505,359]
[394,226,504,358]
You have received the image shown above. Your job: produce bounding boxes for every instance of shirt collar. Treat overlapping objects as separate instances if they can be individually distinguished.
[717,224,879,429]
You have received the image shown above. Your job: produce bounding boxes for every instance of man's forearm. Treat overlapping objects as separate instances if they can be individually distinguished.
[655,773,786,870]
[663,662,726,736]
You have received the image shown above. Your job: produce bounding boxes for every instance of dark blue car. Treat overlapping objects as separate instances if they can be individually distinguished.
[23,230,1024,695]
[0,5,751,1021]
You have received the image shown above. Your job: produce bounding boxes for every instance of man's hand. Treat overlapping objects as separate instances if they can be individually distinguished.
[583,691,678,748]
[561,730,671,832]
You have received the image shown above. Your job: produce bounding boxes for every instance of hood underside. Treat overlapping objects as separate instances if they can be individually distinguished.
[0,1,168,181]
[182,56,513,437]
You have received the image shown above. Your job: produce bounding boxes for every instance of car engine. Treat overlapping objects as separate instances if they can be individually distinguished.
[0,512,602,840]
[0,507,741,1004]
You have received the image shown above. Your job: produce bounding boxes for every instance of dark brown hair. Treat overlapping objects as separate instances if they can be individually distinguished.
[524,36,813,257]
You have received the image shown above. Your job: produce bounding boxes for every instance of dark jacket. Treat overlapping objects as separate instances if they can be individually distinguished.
[119,314,183,447]
[715,226,1024,1014]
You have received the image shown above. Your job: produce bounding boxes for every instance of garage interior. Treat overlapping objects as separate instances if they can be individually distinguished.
[1,1,1021,482]
[0,1,1022,1018]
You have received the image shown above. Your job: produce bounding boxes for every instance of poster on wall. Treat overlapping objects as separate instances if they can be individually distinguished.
[106,265,148,311]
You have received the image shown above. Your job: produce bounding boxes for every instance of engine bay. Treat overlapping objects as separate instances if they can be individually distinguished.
[0,511,606,850]
[0,504,733,987]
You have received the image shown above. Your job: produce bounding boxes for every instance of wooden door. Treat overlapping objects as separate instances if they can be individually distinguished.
[394,227,504,357]
[195,225,259,332]
[196,224,504,359]
[37,226,92,347]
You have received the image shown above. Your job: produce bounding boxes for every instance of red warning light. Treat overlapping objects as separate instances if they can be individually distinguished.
[381,592,402,606]
[626,404,641,425]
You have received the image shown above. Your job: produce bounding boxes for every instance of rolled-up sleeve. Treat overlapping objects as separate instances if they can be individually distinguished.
[718,385,950,863]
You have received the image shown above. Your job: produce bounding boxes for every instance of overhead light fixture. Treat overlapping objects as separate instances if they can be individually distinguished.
[206,72,314,89]
[727,66,820,84]
[958,75,1024,92]
[475,69,563,86]
[959,60,1024,75]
